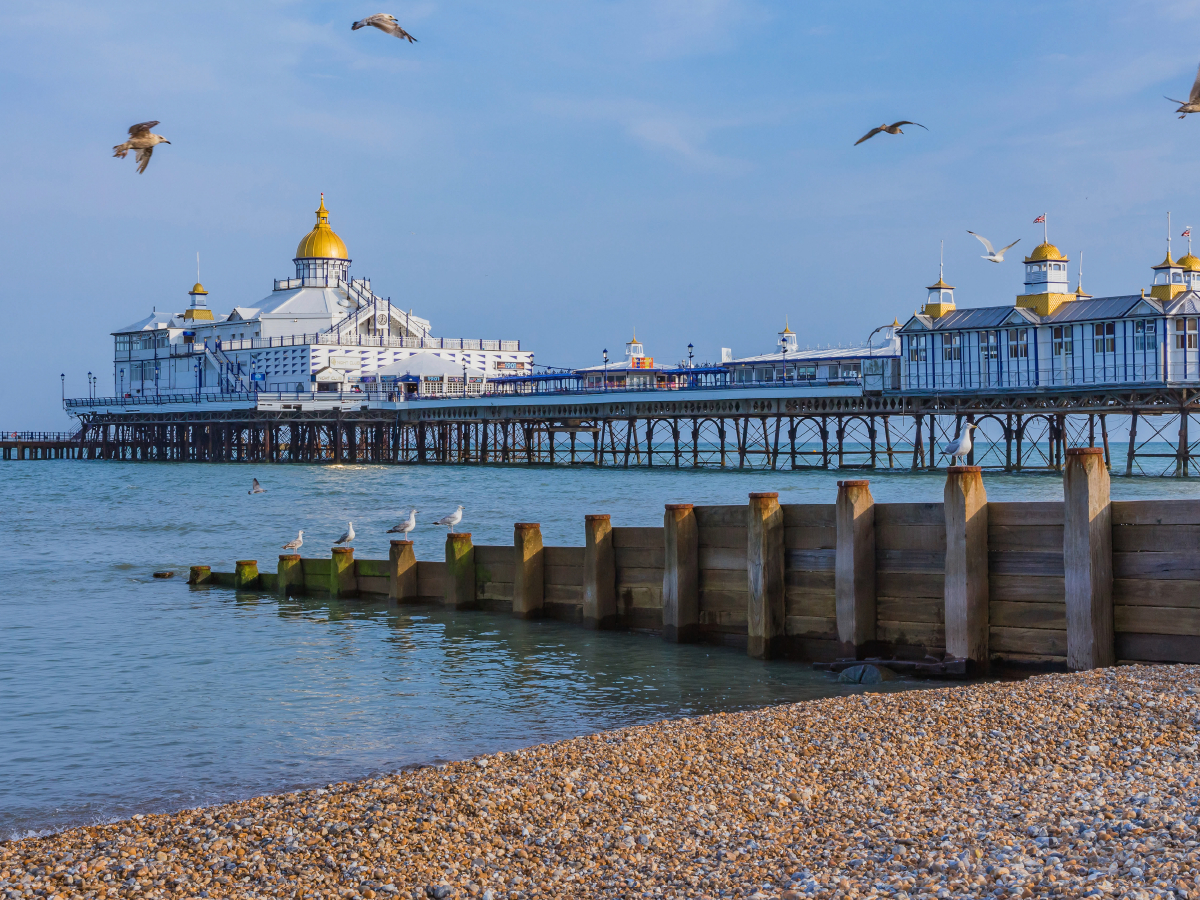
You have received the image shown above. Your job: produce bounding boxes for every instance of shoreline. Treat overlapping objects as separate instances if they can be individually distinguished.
[3,666,1197,900]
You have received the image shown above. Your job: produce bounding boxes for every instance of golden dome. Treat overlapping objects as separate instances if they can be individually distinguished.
[1024,242,1066,262]
[1179,252,1200,272]
[1153,251,1181,269]
[780,316,795,335]
[926,277,954,290]
[295,194,348,260]
[189,282,208,295]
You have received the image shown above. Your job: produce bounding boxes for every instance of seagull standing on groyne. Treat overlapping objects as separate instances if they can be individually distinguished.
[282,531,303,551]
[387,509,418,536]
[941,424,980,463]
[433,506,464,533]
[334,522,355,545]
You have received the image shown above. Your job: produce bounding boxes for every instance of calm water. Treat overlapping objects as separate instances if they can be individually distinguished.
[3,461,1198,839]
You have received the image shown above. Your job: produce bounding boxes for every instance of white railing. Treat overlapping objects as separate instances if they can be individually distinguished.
[172,334,521,353]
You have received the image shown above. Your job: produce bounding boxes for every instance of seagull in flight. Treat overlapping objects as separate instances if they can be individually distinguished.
[387,508,418,537]
[351,14,417,42]
[1166,63,1200,118]
[854,121,927,146]
[334,522,355,545]
[433,506,464,533]
[967,232,1021,263]
[112,121,170,173]
[249,478,266,494]
[282,531,304,551]
[941,424,980,463]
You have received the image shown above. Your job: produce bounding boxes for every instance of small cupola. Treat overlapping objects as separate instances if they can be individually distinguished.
[625,331,644,360]
[1015,216,1074,316]
[921,242,956,318]
[1151,213,1187,301]
[184,282,214,321]
[778,317,798,353]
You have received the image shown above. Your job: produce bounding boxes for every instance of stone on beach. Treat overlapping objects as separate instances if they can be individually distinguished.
[836,663,897,684]
[3,666,1199,900]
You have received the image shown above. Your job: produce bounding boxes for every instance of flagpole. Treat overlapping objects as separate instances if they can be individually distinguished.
[1169,211,1172,259]
[1044,214,1048,245]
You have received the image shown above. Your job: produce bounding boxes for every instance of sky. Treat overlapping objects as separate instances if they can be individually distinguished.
[3,0,1200,427]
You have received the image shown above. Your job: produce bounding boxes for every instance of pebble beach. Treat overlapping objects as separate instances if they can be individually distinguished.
[4,665,1198,900]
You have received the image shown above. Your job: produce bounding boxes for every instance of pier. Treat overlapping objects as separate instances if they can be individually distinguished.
[0,430,88,460]
[192,459,1200,670]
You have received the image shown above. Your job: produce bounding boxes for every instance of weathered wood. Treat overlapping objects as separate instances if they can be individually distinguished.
[330,547,357,599]
[784,615,838,638]
[876,596,944,624]
[786,548,836,571]
[546,584,584,602]
[877,620,944,649]
[1111,499,1200,526]
[944,466,989,668]
[988,525,1064,552]
[698,526,748,548]
[544,547,584,567]
[1113,552,1200,581]
[618,566,665,585]
[991,626,1067,657]
[699,589,750,611]
[874,524,946,551]
[445,532,476,610]
[874,503,944,526]
[234,559,260,590]
[277,555,302,596]
[786,592,836,618]
[388,540,418,602]
[662,504,699,643]
[545,565,584,586]
[746,492,785,659]
[989,600,1066,630]
[512,523,544,619]
[988,502,1064,526]
[876,572,944,599]
[694,506,748,527]
[875,549,945,574]
[614,547,665,568]
[1115,604,1200,635]
[416,560,445,598]
[612,526,664,548]
[835,479,876,659]
[780,504,836,527]
[357,575,390,596]
[583,514,617,629]
[784,526,837,549]
[700,567,749,590]
[785,569,836,592]
[1115,632,1200,664]
[1063,447,1114,670]
[1113,524,1200,552]
[700,547,748,570]
[188,564,212,585]
[1113,578,1200,607]
[988,552,1064,577]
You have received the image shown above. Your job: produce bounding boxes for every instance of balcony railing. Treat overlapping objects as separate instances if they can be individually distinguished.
[168,334,521,354]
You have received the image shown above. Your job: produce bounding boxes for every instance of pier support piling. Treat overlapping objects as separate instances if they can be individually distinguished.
[188,565,212,586]
[512,523,545,619]
[1063,447,1115,670]
[835,480,877,659]
[330,547,357,599]
[662,504,699,643]
[943,466,989,671]
[234,559,260,590]
[583,514,617,629]
[746,491,785,659]
[389,540,418,603]
[445,533,476,610]
[278,554,303,596]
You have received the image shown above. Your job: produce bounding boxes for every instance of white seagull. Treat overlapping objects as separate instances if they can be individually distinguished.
[282,531,304,551]
[334,522,356,545]
[1166,62,1200,118]
[249,478,266,494]
[351,14,417,42]
[941,424,980,462]
[387,508,418,536]
[967,232,1020,263]
[433,506,464,533]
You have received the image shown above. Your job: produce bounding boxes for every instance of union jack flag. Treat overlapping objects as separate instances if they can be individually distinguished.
[1184,228,1192,237]
[1033,214,1046,223]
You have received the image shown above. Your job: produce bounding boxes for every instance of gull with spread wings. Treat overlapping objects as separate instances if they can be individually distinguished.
[113,121,170,173]
[351,14,417,42]
[967,231,1021,263]
[854,121,927,146]
[1166,63,1200,119]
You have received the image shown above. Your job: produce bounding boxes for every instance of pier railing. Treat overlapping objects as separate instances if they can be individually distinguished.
[168,334,521,354]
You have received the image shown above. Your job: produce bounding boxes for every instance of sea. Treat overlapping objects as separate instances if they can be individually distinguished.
[3,460,1196,839]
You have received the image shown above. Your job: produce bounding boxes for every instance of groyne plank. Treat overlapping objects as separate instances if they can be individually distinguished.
[544,565,583,586]
[357,575,389,595]
[615,566,662,586]
[355,559,391,578]
[618,585,662,608]
[545,584,584,602]
[876,549,944,574]
[700,547,747,570]
[1113,578,1200,607]
[614,547,665,569]
[1112,499,1200,525]
[1113,552,1200,581]
[786,592,835,619]
[877,620,943,648]
[875,524,945,551]
[544,547,584,567]
[478,582,514,602]
[785,615,837,638]
[694,506,747,528]
[991,625,1067,656]
[989,502,1063,526]
[877,596,943,624]
[780,504,835,528]
[988,551,1065,577]
[1115,605,1200,635]
[416,561,445,599]
[874,502,944,526]
[785,569,835,593]
[784,526,837,550]
[990,600,1066,630]
[612,526,662,548]
[786,548,836,571]
[1112,525,1200,552]
[697,526,746,548]
[701,568,749,591]
[989,574,1065,603]
[989,525,1064,552]
[876,572,943,599]
[1116,632,1200,663]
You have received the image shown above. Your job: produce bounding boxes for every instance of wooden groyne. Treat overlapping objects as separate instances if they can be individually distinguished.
[193,449,1200,671]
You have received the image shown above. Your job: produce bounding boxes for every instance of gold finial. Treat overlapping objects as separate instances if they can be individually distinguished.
[780,315,795,335]
[892,318,900,327]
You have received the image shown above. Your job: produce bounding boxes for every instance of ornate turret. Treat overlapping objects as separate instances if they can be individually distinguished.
[921,242,956,318]
[778,317,798,352]
[1016,233,1073,316]
[293,194,351,285]
[184,282,214,321]
[1150,213,1187,301]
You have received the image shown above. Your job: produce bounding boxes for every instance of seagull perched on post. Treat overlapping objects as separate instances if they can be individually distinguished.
[112,121,170,173]
[433,506,464,533]
[351,14,417,42]
[249,478,266,494]
[282,531,304,551]
[387,508,418,536]
[854,121,927,145]
[334,522,355,545]
[941,424,980,463]
[1166,63,1200,118]
[967,232,1020,263]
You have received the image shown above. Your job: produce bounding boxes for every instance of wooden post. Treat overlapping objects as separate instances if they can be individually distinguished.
[583,514,617,629]
[1064,447,1115,670]
[389,540,418,602]
[188,565,212,585]
[278,554,303,596]
[835,480,876,659]
[747,491,785,659]
[234,560,259,589]
[944,466,989,670]
[662,503,699,643]
[445,532,476,609]
[330,546,357,599]
[512,523,545,619]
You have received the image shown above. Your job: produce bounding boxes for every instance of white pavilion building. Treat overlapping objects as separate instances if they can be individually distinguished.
[110,197,531,398]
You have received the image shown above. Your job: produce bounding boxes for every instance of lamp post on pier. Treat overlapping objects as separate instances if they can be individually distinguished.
[687,343,694,388]
[603,349,608,391]
[155,363,160,398]
[60,373,64,404]
[87,371,93,400]
[119,368,124,399]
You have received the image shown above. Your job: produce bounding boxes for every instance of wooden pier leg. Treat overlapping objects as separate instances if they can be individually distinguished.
[1125,411,1138,476]
[912,414,923,469]
[836,419,845,469]
[389,540,418,602]
[821,416,830,468]
[789,418,798,470]
[868,416,877,469]
[513,523,544,619]
[692,418,700,468]
[662,504,699,643]
[278,554,303,596]
[1005,414,1013,471]
[1178,409,1190,477]
[188,565,212,585]
[1100,414,1111,470]
[883,416,894,468]
[583,514,617,629]
[835,480,876,659]
[234,559,260,590]
[1064,447,1114,670]
[672,418,681,467]
[718,419,727,467]
[746,491,785,659]
[330,547,357,599]
[444,533,476,609]
[943,465,989,671]
[927,414,936,469]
